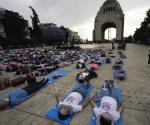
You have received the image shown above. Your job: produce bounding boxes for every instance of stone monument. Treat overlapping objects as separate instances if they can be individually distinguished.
[93,0,124,42]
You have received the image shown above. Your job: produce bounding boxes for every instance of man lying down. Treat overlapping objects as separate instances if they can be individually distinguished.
[0,79,48,110]
[90,80,124,125]
[76,67,98,84]
[55,81,92,120]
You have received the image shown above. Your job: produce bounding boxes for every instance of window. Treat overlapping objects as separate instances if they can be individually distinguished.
[113,7,115,11]
[106,8,108,12]
[104,8,106,14]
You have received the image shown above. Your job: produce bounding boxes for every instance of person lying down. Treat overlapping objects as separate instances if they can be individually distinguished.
[0,79,48,110]
[90,80,124,125]
[55,82,91,120]
[76,67,98,84]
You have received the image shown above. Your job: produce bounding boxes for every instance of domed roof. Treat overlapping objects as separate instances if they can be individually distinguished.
[98,0,124,15]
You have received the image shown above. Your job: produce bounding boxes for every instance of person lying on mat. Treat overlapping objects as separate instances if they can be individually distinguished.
[37,66,57,76]
[113,62,121,70]
[117,70,126,80]
[76,59,86,69]
[76,67,97,84]
[0,79,48,110]
[90,80,124,125]
[55,83,91,120]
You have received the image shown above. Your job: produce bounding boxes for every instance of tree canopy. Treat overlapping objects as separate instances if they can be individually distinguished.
[133,8,150,44]
[0,10,28,47]
[29,6,41,44]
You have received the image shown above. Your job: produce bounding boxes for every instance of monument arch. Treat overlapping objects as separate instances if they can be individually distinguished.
[93,0,124,42]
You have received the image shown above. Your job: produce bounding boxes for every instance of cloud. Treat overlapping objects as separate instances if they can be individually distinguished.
[31,0,102,27]
[124,5,150,36]
[0,0,150,40]
[72,18,94,40]
[72,5,150,40]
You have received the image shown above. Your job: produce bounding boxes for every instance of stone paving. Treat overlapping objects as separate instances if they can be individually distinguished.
[0,43,150,125]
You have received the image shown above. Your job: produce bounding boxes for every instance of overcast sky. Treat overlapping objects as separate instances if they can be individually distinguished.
[0,0,150,40]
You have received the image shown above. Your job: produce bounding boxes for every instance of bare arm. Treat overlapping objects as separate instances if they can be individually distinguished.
[82,97,91,109]
[118,103,124,113]
[89,99,97,108]
[55,94,60,104]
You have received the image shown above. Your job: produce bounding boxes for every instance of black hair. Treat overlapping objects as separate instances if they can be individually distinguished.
[78,79,84,83]
[100,116,112,125]
[58,111,69,120]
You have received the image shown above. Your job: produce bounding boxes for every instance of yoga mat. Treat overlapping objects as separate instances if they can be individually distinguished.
[90,88,124,125]
[45,84,93,125]
[47,70,70,84]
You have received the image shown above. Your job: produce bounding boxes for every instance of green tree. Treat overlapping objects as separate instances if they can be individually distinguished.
[1,10,28,47]
[60,26,69,45]
[29,6,41,45]
[133,8,150,44]
[126,35,134,43]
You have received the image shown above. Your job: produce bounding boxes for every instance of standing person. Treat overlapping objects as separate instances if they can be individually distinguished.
[148,50,150,64]
[112,41,115,50]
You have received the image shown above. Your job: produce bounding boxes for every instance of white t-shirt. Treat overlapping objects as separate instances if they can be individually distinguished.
[79,59,84,63]
[81,72,89,78]
[94,96,120,121]
[59,92,83,113]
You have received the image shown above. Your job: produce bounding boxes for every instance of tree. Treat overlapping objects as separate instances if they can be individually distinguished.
[133,8,150,44]
[0,35,6,49]
[1,10,28,47]
[29,6,41,45]
[126,35,134,43]
[60,26,69,45]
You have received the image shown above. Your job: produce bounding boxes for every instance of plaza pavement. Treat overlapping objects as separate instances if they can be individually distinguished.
[0,43,150,125]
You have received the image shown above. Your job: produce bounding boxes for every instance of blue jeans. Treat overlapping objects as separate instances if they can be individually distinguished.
[7,89,29,106]
[73,83,89,97]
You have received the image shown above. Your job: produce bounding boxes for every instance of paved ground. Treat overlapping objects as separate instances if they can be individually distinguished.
[0,43,150,125]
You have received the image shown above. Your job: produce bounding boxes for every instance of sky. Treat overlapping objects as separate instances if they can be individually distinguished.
[0,0,150,40]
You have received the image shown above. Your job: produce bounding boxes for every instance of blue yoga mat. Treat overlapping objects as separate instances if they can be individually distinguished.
[47,70,70,84]
[45,84,93,125]
[90,88,124,125]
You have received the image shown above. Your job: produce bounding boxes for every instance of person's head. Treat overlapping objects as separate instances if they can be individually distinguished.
[35,71,40,77]
[78,73,88,83]
[99,116,112,125]
[58,105,70,120]
[0,98,9,110]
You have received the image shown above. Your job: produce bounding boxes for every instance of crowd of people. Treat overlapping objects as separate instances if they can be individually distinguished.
[0,45,127,125]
